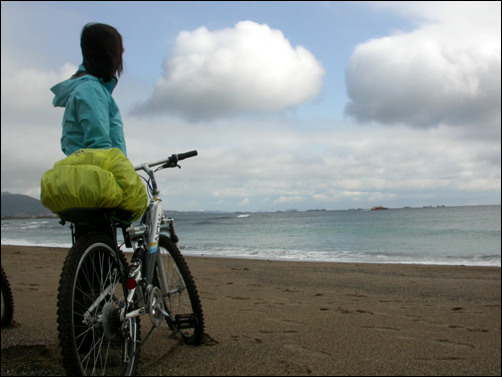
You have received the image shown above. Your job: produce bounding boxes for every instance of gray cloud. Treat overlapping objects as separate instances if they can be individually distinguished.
[130,21,325,122]
[122,116,501,211]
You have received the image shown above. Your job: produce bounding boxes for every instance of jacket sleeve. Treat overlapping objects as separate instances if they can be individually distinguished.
[73,82,113,150]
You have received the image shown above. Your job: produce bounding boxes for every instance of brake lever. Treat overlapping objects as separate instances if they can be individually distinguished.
[160,162,181,169]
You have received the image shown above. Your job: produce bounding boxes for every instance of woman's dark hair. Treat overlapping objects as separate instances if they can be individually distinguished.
[80,23,123,82]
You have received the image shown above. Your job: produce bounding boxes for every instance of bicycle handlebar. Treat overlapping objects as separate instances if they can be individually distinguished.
[134,150,198,171]
[177,150,198,161]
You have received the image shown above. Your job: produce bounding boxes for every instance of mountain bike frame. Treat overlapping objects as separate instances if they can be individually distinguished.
[122,151,198,323]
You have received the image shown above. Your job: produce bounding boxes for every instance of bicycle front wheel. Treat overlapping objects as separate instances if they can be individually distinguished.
[1,265,14,327]
[157,234,204,345]
[57,232,140,376]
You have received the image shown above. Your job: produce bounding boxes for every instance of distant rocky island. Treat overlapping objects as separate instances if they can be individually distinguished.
[371,205,388,210]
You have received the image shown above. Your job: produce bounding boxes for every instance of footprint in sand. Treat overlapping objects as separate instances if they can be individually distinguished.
[229,296,250,300]
[361,325,400,331]
[336,307,374,315]
[435,338,474,348]
[466,328,488,333]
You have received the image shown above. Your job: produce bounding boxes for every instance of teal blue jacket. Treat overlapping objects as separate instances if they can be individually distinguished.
[51,65,127,156]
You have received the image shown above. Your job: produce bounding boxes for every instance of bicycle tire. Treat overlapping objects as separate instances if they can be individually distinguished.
[157,234,204,345]
[57,232,140,376]
[1,265,14,327]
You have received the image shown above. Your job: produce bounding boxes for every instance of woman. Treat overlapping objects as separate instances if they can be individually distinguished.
[51,22,127,157]
[48,23,134,239]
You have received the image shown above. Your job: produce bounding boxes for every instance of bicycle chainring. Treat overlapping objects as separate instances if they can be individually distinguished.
[148,286,165,327]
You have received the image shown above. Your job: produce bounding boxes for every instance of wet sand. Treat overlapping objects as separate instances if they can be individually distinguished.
[1,245,500,375]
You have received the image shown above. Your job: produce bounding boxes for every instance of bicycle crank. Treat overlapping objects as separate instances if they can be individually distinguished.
[149,286,166,327]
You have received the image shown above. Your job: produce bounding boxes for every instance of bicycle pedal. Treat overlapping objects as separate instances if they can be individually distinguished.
[174,314,196,329]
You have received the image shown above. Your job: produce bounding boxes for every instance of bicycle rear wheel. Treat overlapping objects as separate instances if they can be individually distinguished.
[57,232,140,376]
[157,234,204,345]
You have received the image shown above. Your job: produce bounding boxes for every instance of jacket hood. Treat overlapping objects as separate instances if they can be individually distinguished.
[50,64,117,107]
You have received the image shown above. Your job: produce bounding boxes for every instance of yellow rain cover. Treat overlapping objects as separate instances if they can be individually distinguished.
[41,148,147,222]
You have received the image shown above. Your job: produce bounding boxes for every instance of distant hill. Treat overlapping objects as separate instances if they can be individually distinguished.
[1,192,54,218]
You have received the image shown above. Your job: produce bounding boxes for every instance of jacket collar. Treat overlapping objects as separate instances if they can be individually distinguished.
[77,64,117,94]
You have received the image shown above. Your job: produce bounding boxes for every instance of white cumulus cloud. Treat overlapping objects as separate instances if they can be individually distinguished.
[131,21,325,121]
[344,1,501,134]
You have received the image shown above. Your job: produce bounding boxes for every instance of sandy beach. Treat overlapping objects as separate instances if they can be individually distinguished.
[1,244,500,376]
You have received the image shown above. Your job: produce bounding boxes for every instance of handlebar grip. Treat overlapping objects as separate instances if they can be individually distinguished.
[177,150,198,161]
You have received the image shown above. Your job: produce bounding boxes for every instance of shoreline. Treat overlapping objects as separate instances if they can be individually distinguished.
[1,242,500,267]
[1,244,500,375]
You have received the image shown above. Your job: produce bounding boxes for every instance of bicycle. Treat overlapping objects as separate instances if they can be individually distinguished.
[57,150,204,376]
[1,264,15,327]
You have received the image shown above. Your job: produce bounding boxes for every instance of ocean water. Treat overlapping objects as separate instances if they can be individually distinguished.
[1,205,500,266]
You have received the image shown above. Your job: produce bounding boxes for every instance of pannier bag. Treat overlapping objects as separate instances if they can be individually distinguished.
[41,148,148,223]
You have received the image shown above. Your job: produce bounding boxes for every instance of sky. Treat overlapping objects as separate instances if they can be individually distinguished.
[1,1,500,212]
